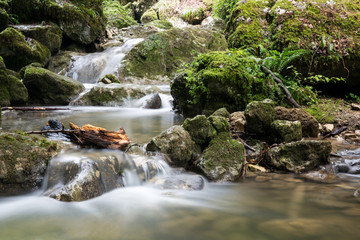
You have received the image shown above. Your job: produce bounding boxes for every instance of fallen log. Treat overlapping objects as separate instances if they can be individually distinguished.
[26,121,130,151]
[1,107,70,111]
[261,65,301,108]
[321,126,348,139]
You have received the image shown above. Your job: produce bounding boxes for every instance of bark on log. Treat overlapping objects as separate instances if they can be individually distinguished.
[261,66,301,108]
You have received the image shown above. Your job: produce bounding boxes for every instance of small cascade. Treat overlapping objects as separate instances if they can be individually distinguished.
[65,38,143,83]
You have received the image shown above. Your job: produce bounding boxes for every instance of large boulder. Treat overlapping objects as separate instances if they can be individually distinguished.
[13,23,63,54]
[0,131,59,196]
[10,0,106,45]
[244,99,276,138]
[225,0,360,85]
[269,120,302,144]
[0,56,28,106]
[199,132,245,181]
[43,151,130,201]
[182,115,217,148]
[23,67,84,105]
[266,140,332,173]
[121,27,227,83]
[275,106,319,137]
[0,27,51,70]
[146,125,200,168]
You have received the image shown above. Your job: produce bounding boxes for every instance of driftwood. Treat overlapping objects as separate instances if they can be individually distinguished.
[261,65,301,108]
[26,122,130,151]
[1,107,70,111]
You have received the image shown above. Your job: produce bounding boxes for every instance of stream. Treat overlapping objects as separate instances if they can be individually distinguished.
[0,38,360,240]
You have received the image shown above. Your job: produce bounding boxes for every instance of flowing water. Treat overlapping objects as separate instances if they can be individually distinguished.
[0,37,360,240]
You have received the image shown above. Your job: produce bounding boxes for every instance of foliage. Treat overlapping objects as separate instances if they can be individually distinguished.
[305,99,338,123]
[181,6,206,24]
[346,93,360,103]
[213,0,239,22]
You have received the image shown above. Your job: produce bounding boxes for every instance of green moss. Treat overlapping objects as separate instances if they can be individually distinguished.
[181,6,206,25]
[103,0,137,29]
[146,20,173,29]
[183,115,217,148]
[141,8,158,24]
[0,27,50,70]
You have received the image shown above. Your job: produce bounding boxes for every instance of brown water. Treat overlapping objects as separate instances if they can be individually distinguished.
[0,107,360,240]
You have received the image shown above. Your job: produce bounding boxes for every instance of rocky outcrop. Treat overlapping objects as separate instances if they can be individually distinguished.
[0,56,28,106]
[0,27,51,70]
[199,132,245,181]
[146,125,200,168]
[13,23,63,54]
[275,106,319,137]
[121,27,227,83]
[266,140,331,173]
[0,131,59,195]
[23,67,84,105]
[43,151,130,201]
[244,99,276,138]
[10,0,106,45]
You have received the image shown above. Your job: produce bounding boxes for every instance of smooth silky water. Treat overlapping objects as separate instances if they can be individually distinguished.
[1,38,359,240]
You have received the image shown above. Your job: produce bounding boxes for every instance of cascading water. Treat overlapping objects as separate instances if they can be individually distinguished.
[65,38,144,83]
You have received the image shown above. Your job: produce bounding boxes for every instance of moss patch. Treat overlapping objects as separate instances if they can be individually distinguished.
[103,0,137,29]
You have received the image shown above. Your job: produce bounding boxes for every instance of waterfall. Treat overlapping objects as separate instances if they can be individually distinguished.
[65,38,144,83]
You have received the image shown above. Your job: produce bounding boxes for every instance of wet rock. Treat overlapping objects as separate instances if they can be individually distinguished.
[0,27,51,71]
[0,131,59,196]
[98,74,121,84]
[182,115,217,148]
[266,140,332,173]
[13,23,63,54]
[23,67,84,105]
[229,111,246,132]
[269,120,302,144]
[43,152,130,201]
[153,174,205,190]
[48,51,79,75]
[74,83,161,106]
[143,93,162,109]
[0,57,28,106]
[275,106,319,137]
[121,27,227,82]
[199,132,245,181]
[146,125,200,168]
[244,99,276,138]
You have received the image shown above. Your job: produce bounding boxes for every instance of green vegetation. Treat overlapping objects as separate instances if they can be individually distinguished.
[103,0,137,28]
[181,6,207,25]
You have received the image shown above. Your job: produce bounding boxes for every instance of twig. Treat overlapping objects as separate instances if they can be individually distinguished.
[24,129,82,135]
[1,107,70,111]
[261,65,301,108]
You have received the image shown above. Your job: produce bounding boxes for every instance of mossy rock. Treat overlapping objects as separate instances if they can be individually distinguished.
[208,115,230,134]
[0,131,59,195]
[103,0,137,29]
[99,74,121,84]
[75,84,128,106]
[199,132,245,181]
[269,120,302,144]
[141,8,158,24]
[225,0,360,83]
[171,50,270,117]
[0,56,28,106]
[0,27,51,71]
[266,140,331,173]
[146,20,173,29]
[23,67,84,105]
[146,125,200,168]
[10,0,106,45]
[210,107,230,118]
[13,23,63,54]
[181,6,207,25]
[121,27,227,82]
[244,99,276,138]
[183,115,217,148]
[131,0,158,21]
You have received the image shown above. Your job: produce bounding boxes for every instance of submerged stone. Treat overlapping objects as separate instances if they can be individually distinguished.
[153,174,205,190]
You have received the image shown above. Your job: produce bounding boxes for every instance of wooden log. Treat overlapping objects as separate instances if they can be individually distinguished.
[261,65,301,108]
[1,107,70,111]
